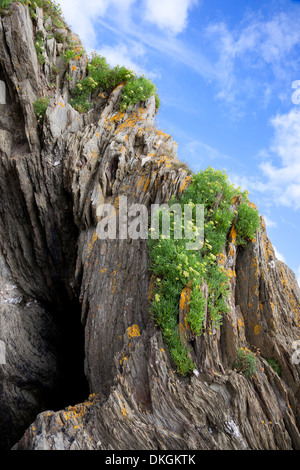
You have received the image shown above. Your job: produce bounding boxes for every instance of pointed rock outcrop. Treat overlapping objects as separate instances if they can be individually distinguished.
[0,2,299,451]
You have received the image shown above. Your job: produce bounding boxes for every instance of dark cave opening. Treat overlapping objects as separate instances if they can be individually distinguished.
[0,293,90,451]
[48,295,90,412]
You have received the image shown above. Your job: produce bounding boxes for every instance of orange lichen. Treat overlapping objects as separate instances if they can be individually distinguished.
[227,269,236,279]
[127,324,141,338]
[179,285,191,312]
[179,176,192,194]
[254,324,262,335]
[110,111,125,123]
[137,175,146,189]
[230,223,237,243]
[87,231,98,257]
[217,253,226,267]
[148,275,156,302]
[143,176,151,192]
[121,403,128,418]
[179,285,192,344]
[114,108,146,135]
[119,353,128,366]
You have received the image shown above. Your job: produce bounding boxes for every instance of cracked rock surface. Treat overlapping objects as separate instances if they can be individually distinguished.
[0,3,299,451]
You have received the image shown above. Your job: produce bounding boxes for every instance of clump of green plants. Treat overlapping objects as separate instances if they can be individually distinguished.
[265,358,282,376]
[120,76,157,112]
[148,167,261,376]
[70,52,159,114]
[171,160,193,175]
[0,0,12,15]
[233,347,257,378]
[0,0,66,26]
[34,31,45,65]
[54,30,66,44]
[236,199,261,246]
[63,48,77,65]
[0,0,68,66]
[63,37,85,65]
[33,96,50,123]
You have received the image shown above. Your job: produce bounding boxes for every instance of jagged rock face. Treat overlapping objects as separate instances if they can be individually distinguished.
[0,3,300,451]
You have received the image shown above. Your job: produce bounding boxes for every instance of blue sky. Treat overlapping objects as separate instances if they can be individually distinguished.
[59,0,300,283]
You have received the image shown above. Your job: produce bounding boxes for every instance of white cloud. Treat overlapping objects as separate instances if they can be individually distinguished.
[263,215,277,229]
[205,11,300,106]
[97,42,160,80]
[273,246,286,263]
[229,108,300,211]
[143,0,198,35]
[258,108,300,209]
[100,43,144,71]
[59,0,137,49]
[59,0,213,80]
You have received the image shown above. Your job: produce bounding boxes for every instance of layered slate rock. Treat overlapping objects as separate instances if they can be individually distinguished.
[0,3,299,451]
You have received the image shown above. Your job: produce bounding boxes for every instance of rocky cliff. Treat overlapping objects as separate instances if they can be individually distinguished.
[0,2,300,451]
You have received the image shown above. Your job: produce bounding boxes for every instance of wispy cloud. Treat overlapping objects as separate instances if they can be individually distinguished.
[183,138,233,171]
[227,106,300,211]
[97,42,160,79]
[143,0,198,35]
[259,108,300,209]
[59,0,136,48]
[205,9,300,107]
[263,215,277,229]
[273,245,286,263]
[59,0,214,80]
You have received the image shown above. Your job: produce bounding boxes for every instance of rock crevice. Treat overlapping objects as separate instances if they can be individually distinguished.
[0,3,299,451]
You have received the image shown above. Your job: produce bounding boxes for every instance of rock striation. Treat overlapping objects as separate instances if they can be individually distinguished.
[0,3,299,451]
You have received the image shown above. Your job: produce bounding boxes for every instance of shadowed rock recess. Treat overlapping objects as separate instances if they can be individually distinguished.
[0,3,299,451]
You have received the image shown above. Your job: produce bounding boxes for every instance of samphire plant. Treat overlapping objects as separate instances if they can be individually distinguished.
[33,96,50,124]
[70,52,160,114]
[0,0,66,26]
[1,1,160,114]
[148,167,261,376]
[265,357,282,376]
[233,347,258,378]
[1,1,67,65]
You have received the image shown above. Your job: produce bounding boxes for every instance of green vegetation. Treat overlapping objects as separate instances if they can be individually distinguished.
[0,0,13,15]
[0,1,160,114]
[120,76,157,112]
[171,160,193,175]
[236,200,260,246]
[54,30,66,44]
[70,53,160,114]
[266,357,282,376]
[0,1,67,65]
[33,96,50,123]
[233,347,257,378]
[148,167,261,376]
[35,31,45,65]
[0,0,66,25]
[63,36,85,65]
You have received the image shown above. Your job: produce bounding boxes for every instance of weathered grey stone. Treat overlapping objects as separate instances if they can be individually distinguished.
[0,3,299,451]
